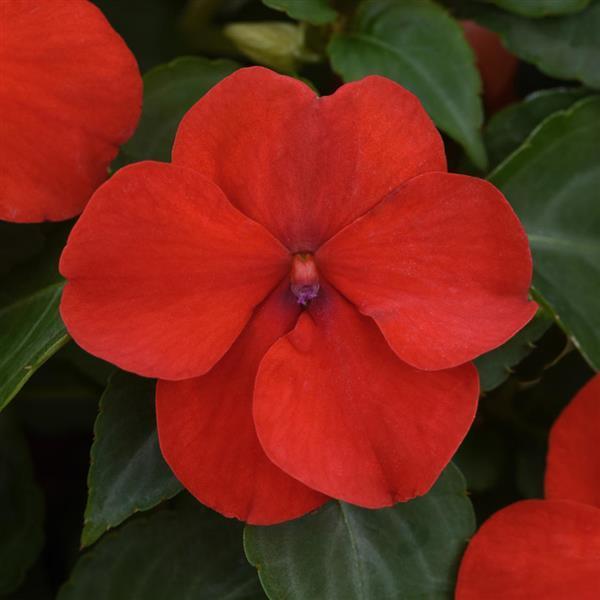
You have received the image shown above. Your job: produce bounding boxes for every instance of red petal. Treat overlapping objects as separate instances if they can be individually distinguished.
[157,282,327,524]
[60,162,289,380]
[253,285,478,507]
[546,375,600,509]
[0,0,141,222]
[172,67,445,251]
[456,500,600,600]
[318,172,536,370]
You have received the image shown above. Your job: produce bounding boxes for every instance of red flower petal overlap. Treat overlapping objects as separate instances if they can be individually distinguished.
[156,281,328,525]
[253,284,479,507]
[0,0,141,222]
[172,67,446,251]
[60,67,536,523]
[318,172,536,370]
[60,162,289,380]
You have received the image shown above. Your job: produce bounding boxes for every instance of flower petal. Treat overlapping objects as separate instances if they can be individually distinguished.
[157,282,327,524]
[60,161,289,380]
[456,500,600,600]
[172,67,445,251]
[0,0,141,222]
[253,285,478,507]
[546,374,600,509]
[318,172,536,370]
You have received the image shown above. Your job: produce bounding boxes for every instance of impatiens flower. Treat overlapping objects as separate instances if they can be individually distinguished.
[462,20,518,113]
[456,374,600,600]
[0,0,141,223]
[59,67,536,524]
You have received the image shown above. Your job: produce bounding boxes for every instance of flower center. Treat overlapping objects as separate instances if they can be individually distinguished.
[290,253,319,306]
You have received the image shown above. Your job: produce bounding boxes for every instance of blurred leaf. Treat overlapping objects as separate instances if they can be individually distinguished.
[468,0,600,88]
[245,464,475,600]
[475,309,554,391]
[225,22,318,73]
[262,0,338,25]
[81,372,181,547]
[59,501,263,599]
[117,56,238,166]
[477,0,590,17]
[0,416,44,595]
[485,87,588,168]
[328,0,487,169]
[490,97,600,370]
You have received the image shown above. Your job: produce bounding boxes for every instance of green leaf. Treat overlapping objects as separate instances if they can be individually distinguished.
[485,87,589,168]
[245,464,475,600]
[469,0,600,88]
[117,56,239,166]
[328,0,486,169]
[262,0,338,25]
[477,0,590,17]
[59,500,263,600]
[0,284,68,412]
[490,97,600,371]
[475,310,554,391]
[81,371,182,547]
[0,416,44,595]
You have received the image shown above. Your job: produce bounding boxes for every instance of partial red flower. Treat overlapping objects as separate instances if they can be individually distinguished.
[462,20,518,113]
[59,67,536,524]
[456,375,600,600]
[0,0,141,223]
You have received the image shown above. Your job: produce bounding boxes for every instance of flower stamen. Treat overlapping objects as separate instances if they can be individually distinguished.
[290,253,319,306]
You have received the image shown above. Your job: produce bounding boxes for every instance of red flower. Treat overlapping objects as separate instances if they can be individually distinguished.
[0,0,141,223]
[59,67,536,524]
[462,20,518,113]
[456,375,600,599]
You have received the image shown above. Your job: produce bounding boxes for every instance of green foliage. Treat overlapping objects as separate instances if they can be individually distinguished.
[0,227,69,412]
[59,500,263,600]
[81,372,182,547]
[477,0,590,17]
[485,87,589,168]
[469,0,600,88]
[262,0,338,25]
[329,0,487,168]
[0,416,44,595]
[491,97,600,370]
[245,464,475,600]
[476,310,554,391]
[118,56,239,165]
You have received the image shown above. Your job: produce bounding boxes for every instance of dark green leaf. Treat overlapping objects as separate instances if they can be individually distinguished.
[245,464,475,600]
[59,501,263,600]
[117,56,239,166]
[262,0,338,25]
[0,283,68,412]
[81,372,181,547]
[490,97,600,370]
[0,224,73,411]
[477,0,590,17]
[328,0,486,168]
[475,309,554,391]
[485,87,588,168]
[0,416,44,595]
[469,0,600,88]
